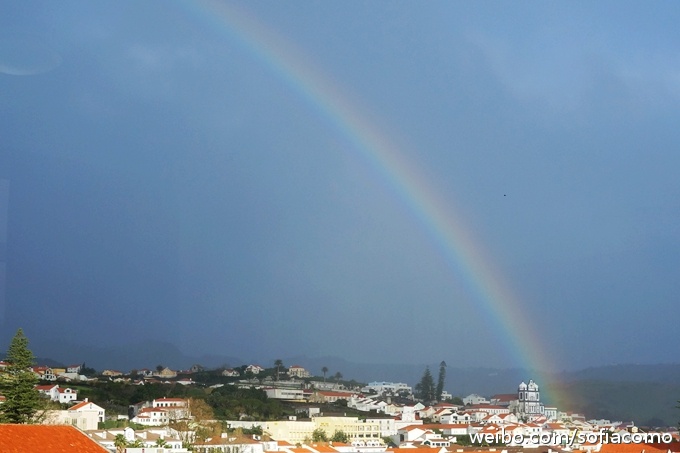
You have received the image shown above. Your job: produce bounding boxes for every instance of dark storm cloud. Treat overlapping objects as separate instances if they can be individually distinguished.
[1,0,678,370]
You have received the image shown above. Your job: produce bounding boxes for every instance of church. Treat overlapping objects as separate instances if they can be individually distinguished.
[517,379,545,416]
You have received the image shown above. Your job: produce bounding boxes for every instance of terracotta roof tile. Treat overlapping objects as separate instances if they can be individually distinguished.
[0,424,108,453]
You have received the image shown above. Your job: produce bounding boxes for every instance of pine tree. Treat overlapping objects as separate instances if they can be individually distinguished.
[415,366,435,402]
[0,328,42,423]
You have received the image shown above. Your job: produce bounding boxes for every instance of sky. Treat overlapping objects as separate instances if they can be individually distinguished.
[0,0,679,372]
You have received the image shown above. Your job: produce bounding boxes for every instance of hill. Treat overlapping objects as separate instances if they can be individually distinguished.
[15,340,680,426]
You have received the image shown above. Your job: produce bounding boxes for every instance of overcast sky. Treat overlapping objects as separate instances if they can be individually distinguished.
[1,0,678,371]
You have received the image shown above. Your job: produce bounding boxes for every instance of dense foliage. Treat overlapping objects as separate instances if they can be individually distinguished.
[206,385,284,420]
[414,366,435,402]
[312,427,328,442]
[436,361,446,401]
[0,329,43,423]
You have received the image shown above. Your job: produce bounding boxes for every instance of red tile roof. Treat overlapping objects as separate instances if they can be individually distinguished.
[0,424,108,453]
[599,442,680,452]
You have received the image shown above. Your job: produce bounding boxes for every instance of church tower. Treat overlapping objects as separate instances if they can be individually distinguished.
[517,379,544,416]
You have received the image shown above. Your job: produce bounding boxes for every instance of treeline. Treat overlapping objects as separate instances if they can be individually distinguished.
[69,380,286,420]
[207,385,284,420]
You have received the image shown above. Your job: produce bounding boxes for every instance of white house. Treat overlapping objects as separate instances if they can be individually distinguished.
[152,397,190,420]
[287,365,310,378]
[42,399,105,430]
[131,407,170,426]
[66,364,82,374]
[36,384,60,401]
[463,393,489,405]
[58,387,78,404]
[439,412,471,425]
[431,408,454,423]
[394,406,423,430]
[69,399,106,424]
[437,423,475,437]
[35,384,78,404]
[482,412,519,425]
[245,364,264,375]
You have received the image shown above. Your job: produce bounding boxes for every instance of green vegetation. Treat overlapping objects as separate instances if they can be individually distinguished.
[331,430,349,443]
[436,361,446,401]
[312,428,328,442]
[206,385,284,420]
[415,366,435,402]
[448,396,464,405]
[274,359,284,382]
[0,328,43,423]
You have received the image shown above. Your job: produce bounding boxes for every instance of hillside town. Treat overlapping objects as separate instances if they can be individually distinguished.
[1,353,679,453]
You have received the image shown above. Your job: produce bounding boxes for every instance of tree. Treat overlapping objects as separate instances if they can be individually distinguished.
[436,361,447,401]
[334,371,343,385]
[114,434,128,453]
[81,363,97,377]
[128,439,145,448]
[274,359,283,382]
[322,366,329,382]
[450,396,464,405]
[312,428,328,442]
[415,366,435,403]
[169,397,218,449]
[0,328,42,424]
[331,430,349,443]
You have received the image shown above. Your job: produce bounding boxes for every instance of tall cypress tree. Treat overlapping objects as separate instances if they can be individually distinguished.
[0,328,42,423]
[436,361,447,401]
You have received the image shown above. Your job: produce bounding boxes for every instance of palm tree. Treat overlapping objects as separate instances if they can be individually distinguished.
[322,366,328,382]
[334,371,343,386]
[155,438,169,448]
[274,359,283,382]
[114,434,127,453]
[128,439,145,448]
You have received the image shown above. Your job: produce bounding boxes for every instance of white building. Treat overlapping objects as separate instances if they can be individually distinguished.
[362,382,412,396]
[131,407,170,426]
[364,417,397,437]
[86,426,189,452]
[245,364,264,375]
[265,388,306,400]
[440,412,471,425]
[517,380,544,416]
[287,365,310,378]
[42,399,105,430]
[463,394,489,406]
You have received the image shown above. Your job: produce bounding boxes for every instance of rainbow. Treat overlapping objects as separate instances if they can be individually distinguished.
[177,0,560,397]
